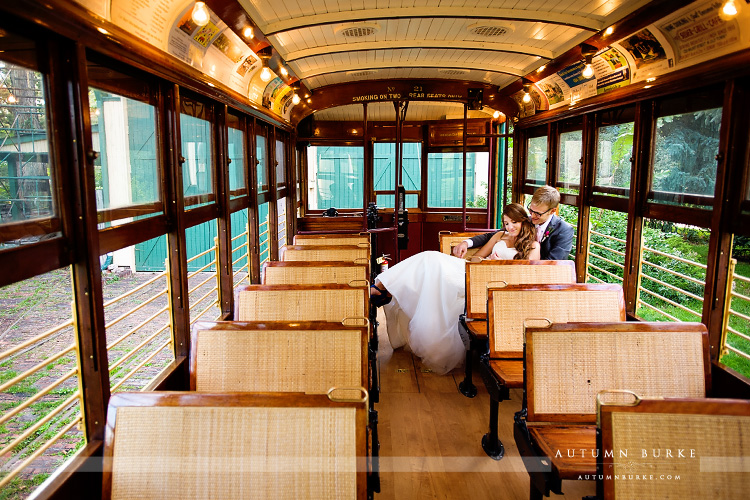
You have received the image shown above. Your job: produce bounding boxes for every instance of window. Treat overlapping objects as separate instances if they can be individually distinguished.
[256,124,268,193]
[227,113,246,199]
[595,106,634,197]
[186,219,221,323]
[427,152,488,208]
[557,118,583,195]
[306,145,363,210]
[275,134,286,187]
[374,142,421,209]
[650,87,723,207]
[180,96,214,208]
[258,202,270,264]
[0,42,56,244]
[586,208,627,284]
[525,132,547,187]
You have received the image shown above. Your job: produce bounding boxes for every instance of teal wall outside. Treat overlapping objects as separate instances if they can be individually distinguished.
[135,219,219,272]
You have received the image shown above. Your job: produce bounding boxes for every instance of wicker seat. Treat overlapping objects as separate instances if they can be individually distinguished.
[597,397,750,499]
[190,321,368,395]
[104,392,368,500]
[458,260,576,398]
[263,261,368,286]
[280,245,370,274]
[234,284,368,323]
[294,233,370,247]
[480,283,625,460]
[438,231,484,259]
[515,321,709,500]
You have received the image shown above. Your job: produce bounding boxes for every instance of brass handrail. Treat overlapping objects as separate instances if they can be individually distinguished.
[111,338,172,392]
[186,245,216,265]
[643,245,708,269]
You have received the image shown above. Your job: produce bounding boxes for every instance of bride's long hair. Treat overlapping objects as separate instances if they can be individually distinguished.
[503,203,536,260]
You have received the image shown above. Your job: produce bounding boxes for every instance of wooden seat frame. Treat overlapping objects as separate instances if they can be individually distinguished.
[479,283,625,460]
[457,260,576,398]
[262,260,369,286]
[514,321,710,500]
[103,392,369,500]
[597,397,750,499]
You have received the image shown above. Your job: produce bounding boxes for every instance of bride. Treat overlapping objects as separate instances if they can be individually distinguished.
[371,203,540,374]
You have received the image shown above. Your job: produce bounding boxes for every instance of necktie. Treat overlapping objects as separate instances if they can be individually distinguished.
[536,225,543,242]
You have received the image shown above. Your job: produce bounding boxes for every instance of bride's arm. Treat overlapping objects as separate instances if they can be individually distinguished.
[474,231,505,258]
[529,242,541,260]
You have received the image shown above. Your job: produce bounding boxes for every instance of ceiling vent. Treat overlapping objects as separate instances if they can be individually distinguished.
[346,69,378,77]
[439,68,470,75]
[337,23,381,38]
[467,22,514,37]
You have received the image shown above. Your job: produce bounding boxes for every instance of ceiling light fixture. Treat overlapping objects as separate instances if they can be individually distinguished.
[521,80,532,104]
[492,110,501,119]
[280,66,288,77]
[191,2,210,27]
[243,26,254,39]
[581,43,597,79]
[537,65,546,73]
[291,84,301,105]
[604,26,614,36]
[719,0,741,20]
[258,50,273,83]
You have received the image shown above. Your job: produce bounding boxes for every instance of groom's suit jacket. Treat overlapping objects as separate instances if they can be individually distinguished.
[468,214,574,260]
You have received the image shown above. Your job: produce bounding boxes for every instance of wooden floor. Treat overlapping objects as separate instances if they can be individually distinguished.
[374,314,595,500]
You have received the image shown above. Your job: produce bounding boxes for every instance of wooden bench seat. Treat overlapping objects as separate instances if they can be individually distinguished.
[190,321,369,393]
[597,397,750,499]
[479,283,625,460]
[515,321,710,500]
[294,233,370,247]
[438,231,483,259]
[262,261,368,286]
[104,392,369,499]
[280,244,370,273]
[458,260,576,398]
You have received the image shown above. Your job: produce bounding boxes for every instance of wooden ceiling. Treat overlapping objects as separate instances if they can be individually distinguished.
[235,0,658,121]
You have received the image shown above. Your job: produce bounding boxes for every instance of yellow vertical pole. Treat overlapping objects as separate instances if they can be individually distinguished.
[719,258,737,357]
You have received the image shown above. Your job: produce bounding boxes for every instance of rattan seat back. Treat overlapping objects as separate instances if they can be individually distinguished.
[191,321,368,394]
[598,397,750,500]
[263,261,368,286]
[280,245,370,271]
[234,284,368,322]
[104,392,367,500]
[525,322,709,423]
[467,260,576,318]
[438,232,482,259]
[294,233,370,247]
[488,283,624,356]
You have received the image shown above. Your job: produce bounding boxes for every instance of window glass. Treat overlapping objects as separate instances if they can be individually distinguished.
[373,142,421,209]
[227,113,245,198]
[186,219,221,323]
[650,89,722,207]
[275,136,285,186]
[0,268,84,497]
[0,58,55,233]
[595,107,634,197]
[258,202,270,264]
[230,208,250,286]
[637,218,708,322]
[180,96,213,208]
[90,88,160,225]
[104,236,174,392]
[719,237,750,378]
[277,196,287,248]
[526,135,547,186]
[586,208,627,284]
[306,145,363,210]
[558,130,582,195]
[557,203,578,261]
[427,152,489,208]
[256,126,268,193]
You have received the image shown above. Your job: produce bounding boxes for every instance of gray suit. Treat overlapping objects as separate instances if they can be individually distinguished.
[469,214,574,260]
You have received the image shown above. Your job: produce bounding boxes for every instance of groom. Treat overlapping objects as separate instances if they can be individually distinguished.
[452,185,574,260]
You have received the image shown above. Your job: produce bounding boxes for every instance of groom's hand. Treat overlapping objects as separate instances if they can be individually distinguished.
[453,241,469,258]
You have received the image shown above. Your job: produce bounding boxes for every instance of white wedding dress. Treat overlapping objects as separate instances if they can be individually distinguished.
[378,241,517,374]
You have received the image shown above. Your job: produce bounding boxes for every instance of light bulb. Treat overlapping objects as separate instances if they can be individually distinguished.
[582,63,594,79]
[719,0,740,20]
[522,92,531,104]
[280,67,288,77]
[493,110,501,119]
[243,26,254,39]
[604,26,614,36]
[192,2,210,27]
[292,93,300,105]
[260,66,272,82]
